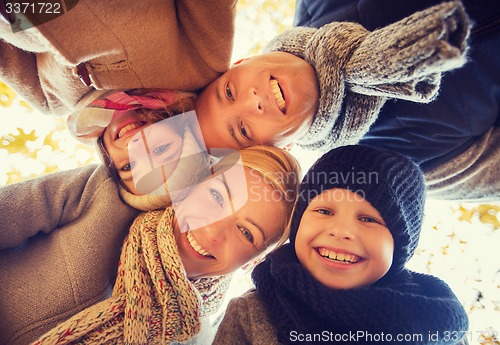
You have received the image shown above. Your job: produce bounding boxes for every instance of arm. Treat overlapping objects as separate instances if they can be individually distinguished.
[176,0,236,75]
[0,164,109,249]
[294,0,446,29]
[213,291,279,345]
[213,297,253,345]
[425,126,500,202]
[0,37,50,114]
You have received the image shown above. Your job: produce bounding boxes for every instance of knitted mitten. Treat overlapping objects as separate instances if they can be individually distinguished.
[265,1,469,151]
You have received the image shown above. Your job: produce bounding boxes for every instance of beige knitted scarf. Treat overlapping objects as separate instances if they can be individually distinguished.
[33,207,201,345]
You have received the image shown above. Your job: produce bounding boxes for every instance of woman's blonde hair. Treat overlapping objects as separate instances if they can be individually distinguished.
[212,145,301,253]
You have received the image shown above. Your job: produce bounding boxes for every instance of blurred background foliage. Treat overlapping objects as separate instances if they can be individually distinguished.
[0,81,97,185]
[0,0,498,343]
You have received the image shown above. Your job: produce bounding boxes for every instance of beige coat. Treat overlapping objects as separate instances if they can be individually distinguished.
[0,165,141,345]
[213,290,280,345]
[0,0,236,116]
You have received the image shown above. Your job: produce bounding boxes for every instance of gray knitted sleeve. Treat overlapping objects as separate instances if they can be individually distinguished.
[345,1,469,101]
[265,1,470,152]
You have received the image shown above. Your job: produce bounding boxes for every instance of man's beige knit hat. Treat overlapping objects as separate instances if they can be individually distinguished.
[265,1,470,151]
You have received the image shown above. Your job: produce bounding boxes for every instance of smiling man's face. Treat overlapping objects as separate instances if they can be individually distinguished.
[195,52,319,149]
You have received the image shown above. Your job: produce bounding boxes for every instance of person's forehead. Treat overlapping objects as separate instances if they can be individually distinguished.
[244,111,310,145]
[239,51,295,66]
[239,170,282,232]
[223,166,274,203]
[221,164,250,195]
[223,165,267,193]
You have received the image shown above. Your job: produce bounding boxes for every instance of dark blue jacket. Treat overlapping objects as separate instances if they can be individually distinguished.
[295,0,500,171]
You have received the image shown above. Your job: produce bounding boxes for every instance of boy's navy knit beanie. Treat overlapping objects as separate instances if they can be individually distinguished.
[290,145,425,274]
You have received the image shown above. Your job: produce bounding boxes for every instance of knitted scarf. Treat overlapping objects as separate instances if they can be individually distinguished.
[33,207,201,345]
[264,1,470,151]
[253,245,469,345]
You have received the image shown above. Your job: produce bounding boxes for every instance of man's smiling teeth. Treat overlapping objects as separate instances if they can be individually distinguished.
[118,121,145,139]
[187,232,213,257]
[270,78,286,113]
[318,248,360,263]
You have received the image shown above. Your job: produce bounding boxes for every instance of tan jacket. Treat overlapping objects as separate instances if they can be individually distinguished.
[213,290,280,345]
[0,165,141,345]
[0,0,236,116]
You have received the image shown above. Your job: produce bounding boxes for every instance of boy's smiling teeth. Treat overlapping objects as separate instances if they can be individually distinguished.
[187,232,213,257]
[117,121,146,139]
[318,248,360,263]
[270,78,286,113]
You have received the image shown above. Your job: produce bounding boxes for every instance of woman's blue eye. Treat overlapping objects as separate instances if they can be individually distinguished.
[238,225,254,243]
[225,84,234,100]
[210,188,224,207]
[121,161,135,171]
[152,144,169,154]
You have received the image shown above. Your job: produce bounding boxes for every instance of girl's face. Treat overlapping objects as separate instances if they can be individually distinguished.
[295,188,394,289]
[102,110,183,195]
[196,52,319,149]
[173,165,285,278]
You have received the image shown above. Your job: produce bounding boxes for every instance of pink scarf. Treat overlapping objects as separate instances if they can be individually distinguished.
[67,89,196,142]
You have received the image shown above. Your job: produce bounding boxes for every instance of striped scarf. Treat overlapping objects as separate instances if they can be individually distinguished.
[33,207,201,344]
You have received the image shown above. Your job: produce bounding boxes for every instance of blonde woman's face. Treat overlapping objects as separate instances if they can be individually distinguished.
[173,166,285,278]
[196,52,319,149]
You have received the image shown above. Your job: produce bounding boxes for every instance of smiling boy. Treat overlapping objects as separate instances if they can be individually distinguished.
[294,188,395,290]
[213,145,469,345]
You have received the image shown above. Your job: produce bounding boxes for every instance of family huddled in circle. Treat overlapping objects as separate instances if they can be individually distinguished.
[1,0,499,344]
